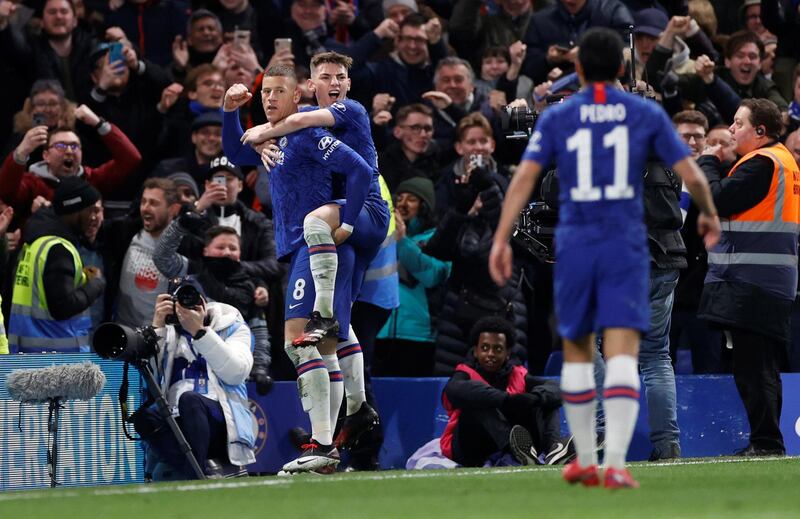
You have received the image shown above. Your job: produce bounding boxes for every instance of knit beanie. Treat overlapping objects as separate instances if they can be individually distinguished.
[167,171,200,198]
[396,176,435,211]
[383,0,418,16]
[52,176,100,215]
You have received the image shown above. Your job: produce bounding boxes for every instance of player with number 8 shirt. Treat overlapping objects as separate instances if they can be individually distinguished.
[489,28,720,488]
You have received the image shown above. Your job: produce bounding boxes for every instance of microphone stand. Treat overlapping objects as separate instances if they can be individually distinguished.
[134,359,206,480]
[46,397,64,488]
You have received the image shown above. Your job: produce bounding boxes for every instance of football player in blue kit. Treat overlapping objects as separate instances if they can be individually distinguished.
[489,28,721,489]
[222,65,377,473]
[240,52,389,450]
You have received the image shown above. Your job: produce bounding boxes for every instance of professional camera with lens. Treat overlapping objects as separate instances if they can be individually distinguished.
[93,322,159,362]
[513,201,558,263]
[165,278,203,325]
[500,105,538,139]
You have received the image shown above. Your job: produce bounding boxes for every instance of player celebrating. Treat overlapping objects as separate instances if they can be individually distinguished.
[241,52,389,449]
[223,66,375,473]
[489,28,720,488]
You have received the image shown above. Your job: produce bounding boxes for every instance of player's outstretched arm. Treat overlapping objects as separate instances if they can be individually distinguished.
[310,136,372,241]
[489,159,543,286]
[672,156,721,248]
[222,84,261,165]
[242,110,336,145]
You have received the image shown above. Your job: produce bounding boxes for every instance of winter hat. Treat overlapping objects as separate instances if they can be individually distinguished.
[190,111,223,132]
[167,171,200,198]
[383,0,418,16]
[52,176,100,215]
[396,176,435,211]
[633,8,669,38]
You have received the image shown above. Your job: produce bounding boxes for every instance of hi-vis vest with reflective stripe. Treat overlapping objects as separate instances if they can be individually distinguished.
[0,294,7,354]
[357,176,400,309]
[706,143,800,301]
[8,236,92,352]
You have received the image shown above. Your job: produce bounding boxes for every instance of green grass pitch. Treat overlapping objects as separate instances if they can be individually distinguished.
[1,457,798,518]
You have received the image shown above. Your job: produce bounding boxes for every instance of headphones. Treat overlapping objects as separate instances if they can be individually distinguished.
[756,126,765,136]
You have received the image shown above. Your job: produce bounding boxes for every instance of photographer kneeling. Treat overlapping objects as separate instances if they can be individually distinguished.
[132,278,257,480]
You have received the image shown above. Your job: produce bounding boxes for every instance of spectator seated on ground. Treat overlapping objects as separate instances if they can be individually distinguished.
[439,316,573,467]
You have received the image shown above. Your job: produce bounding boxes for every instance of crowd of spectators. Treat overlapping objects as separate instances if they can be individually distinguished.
[1,0,800,466]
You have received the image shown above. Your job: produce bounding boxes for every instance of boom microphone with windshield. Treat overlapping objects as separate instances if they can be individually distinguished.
[6,362,106,487]
[6,362,106,403]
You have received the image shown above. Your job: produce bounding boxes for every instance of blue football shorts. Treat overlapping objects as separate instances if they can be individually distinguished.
[553,223,650,340]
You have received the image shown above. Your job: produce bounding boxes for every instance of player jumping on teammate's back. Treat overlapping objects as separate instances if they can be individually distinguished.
[240,52,390,454]
[489,28,720,489]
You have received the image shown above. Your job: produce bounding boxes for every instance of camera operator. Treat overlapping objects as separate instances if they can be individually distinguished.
[132,278,257,479]
[153,213,273,395]
[425,113,528,375]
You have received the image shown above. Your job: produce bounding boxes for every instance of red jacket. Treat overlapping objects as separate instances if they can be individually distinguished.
[0,124,142,216]
[440,363,528,460]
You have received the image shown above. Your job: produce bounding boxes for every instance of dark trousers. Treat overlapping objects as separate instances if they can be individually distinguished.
[451,406,561,467]
[133,391,228,479]
[730,329,786,452]
[345,301,391,469]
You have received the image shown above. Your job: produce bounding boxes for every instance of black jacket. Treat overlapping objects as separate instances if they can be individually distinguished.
[426,187,529,375]
[21,207,105,320]
[189,201,285,286]
[444,354,562,411]
[521,0,633,83]
[379,141,443,193]
[0,24,97,103]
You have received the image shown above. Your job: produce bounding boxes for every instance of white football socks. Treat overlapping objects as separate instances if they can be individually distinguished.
[322,353,344,432]
[285,341,333,446]
[602,355,640,469]
[561,362,598,467]
[337,326,366,415]
[304,215,337,318]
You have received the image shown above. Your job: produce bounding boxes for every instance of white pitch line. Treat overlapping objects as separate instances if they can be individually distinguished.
[0,455,796,503]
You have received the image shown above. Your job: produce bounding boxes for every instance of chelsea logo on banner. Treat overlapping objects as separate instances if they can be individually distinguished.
[249,399,269,454]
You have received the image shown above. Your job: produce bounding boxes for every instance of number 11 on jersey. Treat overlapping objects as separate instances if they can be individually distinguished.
[566,125,633,202]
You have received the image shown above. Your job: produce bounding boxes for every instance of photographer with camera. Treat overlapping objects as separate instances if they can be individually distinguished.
[131,277,257,479]
[153,205,274,395]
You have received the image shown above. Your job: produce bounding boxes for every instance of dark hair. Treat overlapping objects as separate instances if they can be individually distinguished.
[204,225,240,246]
[468,316,516,350]
[740,98,783,139]
[265,64,298,82]
[187,8,222,35]
[724,30,764,60]
[395,102,432,124]
[185,64,221,92]
[47,126,77,145]
[482,46,511,63]
[672,110,709,132]
[43,0,76,16]
[311,51,353,73]
[578,28,624,82]
[143,178,179,206]
[399,12,428,31]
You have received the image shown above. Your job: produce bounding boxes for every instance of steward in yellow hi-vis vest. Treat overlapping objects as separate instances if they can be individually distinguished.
[697,99,799,456]
[8,177,105,353]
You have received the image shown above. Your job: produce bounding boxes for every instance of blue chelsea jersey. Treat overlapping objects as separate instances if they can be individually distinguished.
[327,99,382,199]
[521,83,690,226]
[268,127,341,259]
